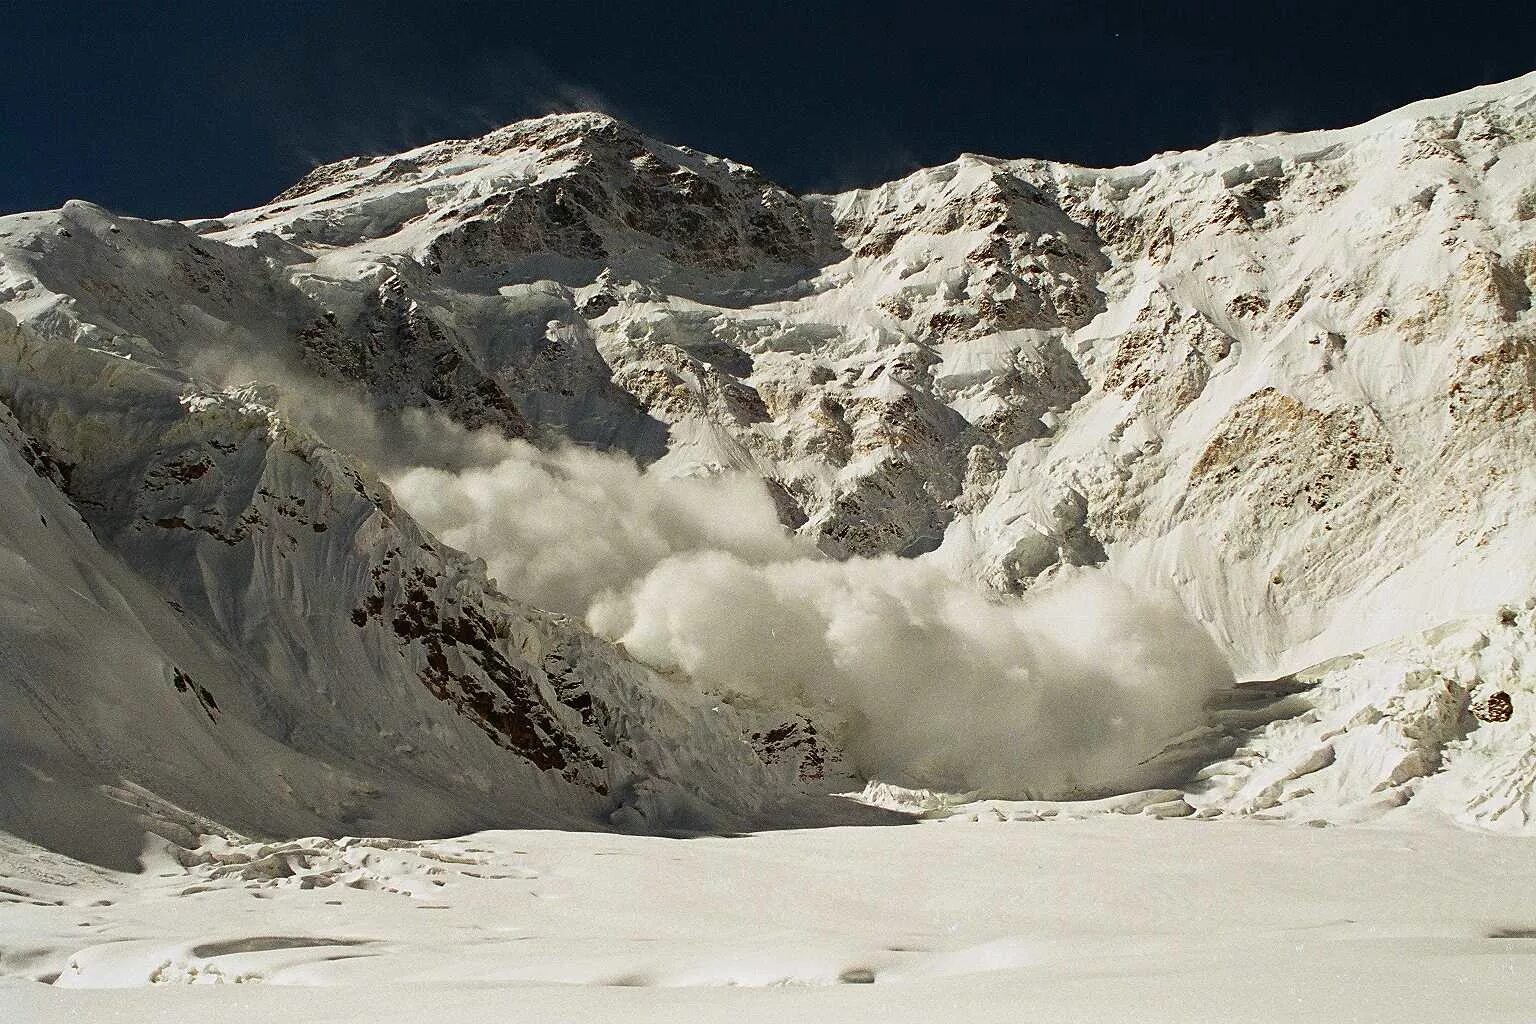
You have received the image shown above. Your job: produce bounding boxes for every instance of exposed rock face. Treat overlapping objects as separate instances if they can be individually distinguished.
[3,73,1536,840]
[1471,690,1514,723]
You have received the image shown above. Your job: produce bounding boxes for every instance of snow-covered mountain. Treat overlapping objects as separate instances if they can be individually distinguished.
[3,72,1535,851]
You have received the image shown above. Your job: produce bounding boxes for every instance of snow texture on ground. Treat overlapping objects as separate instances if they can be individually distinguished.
[4,812,1536,1023]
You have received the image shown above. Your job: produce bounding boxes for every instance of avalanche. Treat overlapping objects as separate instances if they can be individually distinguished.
[1,66,1535,1023]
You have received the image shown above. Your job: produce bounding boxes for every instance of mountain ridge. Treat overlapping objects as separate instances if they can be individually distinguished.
[3,70,1535,852]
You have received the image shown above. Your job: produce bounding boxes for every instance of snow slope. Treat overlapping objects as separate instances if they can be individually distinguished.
[0,305,861,862]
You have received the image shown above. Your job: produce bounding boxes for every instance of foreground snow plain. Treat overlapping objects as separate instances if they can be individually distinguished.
[6,808,1536,1023]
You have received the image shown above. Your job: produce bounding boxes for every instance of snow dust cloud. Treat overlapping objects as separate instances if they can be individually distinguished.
[190,350,1231,798]
[388,438,1234,799]
[391,442,806,616]
[187,346,520,474]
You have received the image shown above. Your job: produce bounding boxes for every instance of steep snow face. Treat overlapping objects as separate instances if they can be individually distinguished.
[0,309,849,863]
[2,75,1535,840]
[965,80,1536,672]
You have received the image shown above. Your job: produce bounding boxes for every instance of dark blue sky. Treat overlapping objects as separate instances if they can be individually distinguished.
[8,2,1534,219]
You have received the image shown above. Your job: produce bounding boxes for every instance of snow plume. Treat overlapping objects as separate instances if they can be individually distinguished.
[389,443,1234,799]
[186,345,530,474]
[389,443,806,617]
[591,560,1229,797]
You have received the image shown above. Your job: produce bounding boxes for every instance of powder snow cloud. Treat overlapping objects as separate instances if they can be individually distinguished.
[387,437,1233,799]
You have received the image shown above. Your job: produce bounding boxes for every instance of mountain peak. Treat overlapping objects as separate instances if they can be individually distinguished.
[261,108,751,216]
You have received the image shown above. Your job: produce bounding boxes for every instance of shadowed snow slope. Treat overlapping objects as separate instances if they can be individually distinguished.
[2,72,1536,846]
